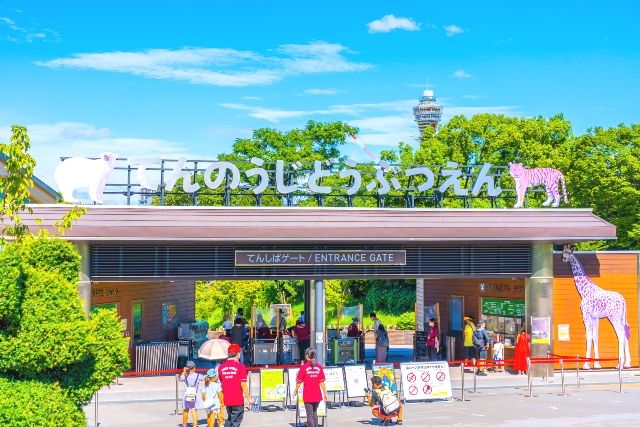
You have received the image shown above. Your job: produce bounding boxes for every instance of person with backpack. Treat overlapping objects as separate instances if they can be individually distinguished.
[472,320,491,376]
[176,360,202,427]
[375,323,389,363]
[201,368,225,427]
[366,375,403,425]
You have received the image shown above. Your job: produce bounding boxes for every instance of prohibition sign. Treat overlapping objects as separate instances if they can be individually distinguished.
[436,371,446,381]
[408,385,418,395]
[407,372,417,383]
[423,384,432,395]
[421,372,430,382]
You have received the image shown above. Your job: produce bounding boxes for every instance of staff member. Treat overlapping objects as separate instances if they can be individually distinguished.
[293,348,328,427]
[219,344,253,427]
[293,319,310,362]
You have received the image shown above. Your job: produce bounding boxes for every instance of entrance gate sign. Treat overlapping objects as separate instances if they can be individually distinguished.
[235,250,406,267]
[125,157,502,197]
[400,362,452,401]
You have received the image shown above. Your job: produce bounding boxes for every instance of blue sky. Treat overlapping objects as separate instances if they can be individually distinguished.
[0,1,639,186]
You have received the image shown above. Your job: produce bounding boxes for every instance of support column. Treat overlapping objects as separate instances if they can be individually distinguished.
[416,278,425,332]
[314,280,326,365]
[73,242,91,318]
[526,243,554,377]
[308,280,316,359]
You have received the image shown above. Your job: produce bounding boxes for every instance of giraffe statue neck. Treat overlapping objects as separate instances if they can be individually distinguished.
[567,254,595,298]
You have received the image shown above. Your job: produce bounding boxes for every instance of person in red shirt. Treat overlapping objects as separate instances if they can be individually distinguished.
[218,344,253,427]
[293,348,328,427]
[293,319,310,362]
[347,317,361,337]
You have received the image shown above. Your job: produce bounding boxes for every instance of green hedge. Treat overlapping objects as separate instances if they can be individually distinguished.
[0,378,86,427]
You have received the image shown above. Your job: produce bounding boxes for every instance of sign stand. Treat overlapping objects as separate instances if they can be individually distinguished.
[343,365,368,407]
[259,368,287,411]
[295,399,327,427]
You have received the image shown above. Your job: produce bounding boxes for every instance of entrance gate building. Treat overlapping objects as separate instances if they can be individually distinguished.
[22,205,617,375]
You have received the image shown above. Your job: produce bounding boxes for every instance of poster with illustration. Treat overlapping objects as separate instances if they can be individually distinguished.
[531,316,551,344]
[372,363,398,395]
[161,302,178,327]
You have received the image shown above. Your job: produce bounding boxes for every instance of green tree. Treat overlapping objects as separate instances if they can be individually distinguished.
[0,125,128,425]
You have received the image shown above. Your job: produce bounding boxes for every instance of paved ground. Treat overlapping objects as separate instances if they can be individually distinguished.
[85,384,640,427]
[84,367,640,427]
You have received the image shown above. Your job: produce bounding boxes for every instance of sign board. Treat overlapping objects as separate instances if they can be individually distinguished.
[482,298,525,317]
[324,367,346,392]
[316,332,324,344]
[558,324,570,341]
[235,250,406,267]
[531,316,551,345]
[372,363,398,395]
[344,365,368,398]
[287,368,300,400]
[400,362,452,401]
[260,368,286,402]
[298,396,326,418]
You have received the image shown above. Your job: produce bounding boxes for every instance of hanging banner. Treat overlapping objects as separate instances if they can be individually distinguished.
[324,367,346,392]
[372,363,398,395]
[260,368,286,402]
[531,316,551,345]
[400,362,452,401]
[344,365,368,398]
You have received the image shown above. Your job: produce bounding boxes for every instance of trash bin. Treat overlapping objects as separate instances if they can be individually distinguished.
[446,336,456,361]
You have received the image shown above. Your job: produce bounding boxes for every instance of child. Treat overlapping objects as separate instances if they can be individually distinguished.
[202,368,225,427]
[492,332,505,373]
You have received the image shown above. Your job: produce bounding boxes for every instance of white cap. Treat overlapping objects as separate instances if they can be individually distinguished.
[423,89,434,97]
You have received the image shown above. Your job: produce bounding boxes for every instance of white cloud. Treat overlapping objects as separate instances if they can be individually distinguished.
[452,69,472,78]
[444,25,465,36]
[462,94,485,100]
[0,15,59,43]
[367,14,420,33]
[0,122,197,191]
[242,96,262,101]
[304,89,338,95]
[37,42,371,87]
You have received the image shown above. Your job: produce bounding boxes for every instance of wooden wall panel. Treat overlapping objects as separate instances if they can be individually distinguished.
[553,253,638,368]
[91,281,196,368]
[424,278,525,359]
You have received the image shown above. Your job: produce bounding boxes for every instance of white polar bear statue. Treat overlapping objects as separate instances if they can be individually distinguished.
[54,152,117,204]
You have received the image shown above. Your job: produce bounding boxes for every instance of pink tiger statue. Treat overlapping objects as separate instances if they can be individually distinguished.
[508,163,568,208]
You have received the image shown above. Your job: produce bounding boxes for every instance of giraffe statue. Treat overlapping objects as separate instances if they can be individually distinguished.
[562,245,631,369]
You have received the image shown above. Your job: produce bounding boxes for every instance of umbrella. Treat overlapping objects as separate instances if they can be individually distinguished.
[198,338,231,361]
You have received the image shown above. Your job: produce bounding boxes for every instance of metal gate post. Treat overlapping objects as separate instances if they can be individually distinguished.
[460,363,465,401]
[618,363,623,393]
[560,359,565,396]
[472,358,477,393]
[175,375,179,415]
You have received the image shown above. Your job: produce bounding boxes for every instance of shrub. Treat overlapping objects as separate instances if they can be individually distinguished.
[0,378,86,427]
[0,237,130,419]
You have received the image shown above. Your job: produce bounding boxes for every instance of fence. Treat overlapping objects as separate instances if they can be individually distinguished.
[135,341,179,372]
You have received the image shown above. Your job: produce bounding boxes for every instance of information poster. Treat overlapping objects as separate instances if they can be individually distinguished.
[260,368,286,402]
[400,362,452,401]
[372,363,398,395]
[531,317,551,345]
[344,365,368,398]
[324,367,346,392]
[558,324,570,341]
[287,368,299,400]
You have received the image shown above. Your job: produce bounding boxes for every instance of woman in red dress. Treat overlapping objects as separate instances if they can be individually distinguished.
[514,327,531,375]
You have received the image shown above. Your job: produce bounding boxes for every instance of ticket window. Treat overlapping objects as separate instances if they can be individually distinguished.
[481,298,525,348]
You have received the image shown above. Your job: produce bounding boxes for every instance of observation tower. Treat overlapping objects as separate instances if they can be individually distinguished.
[413,89,443,133]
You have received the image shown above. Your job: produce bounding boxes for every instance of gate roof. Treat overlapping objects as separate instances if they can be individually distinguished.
[19,205,615,244]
